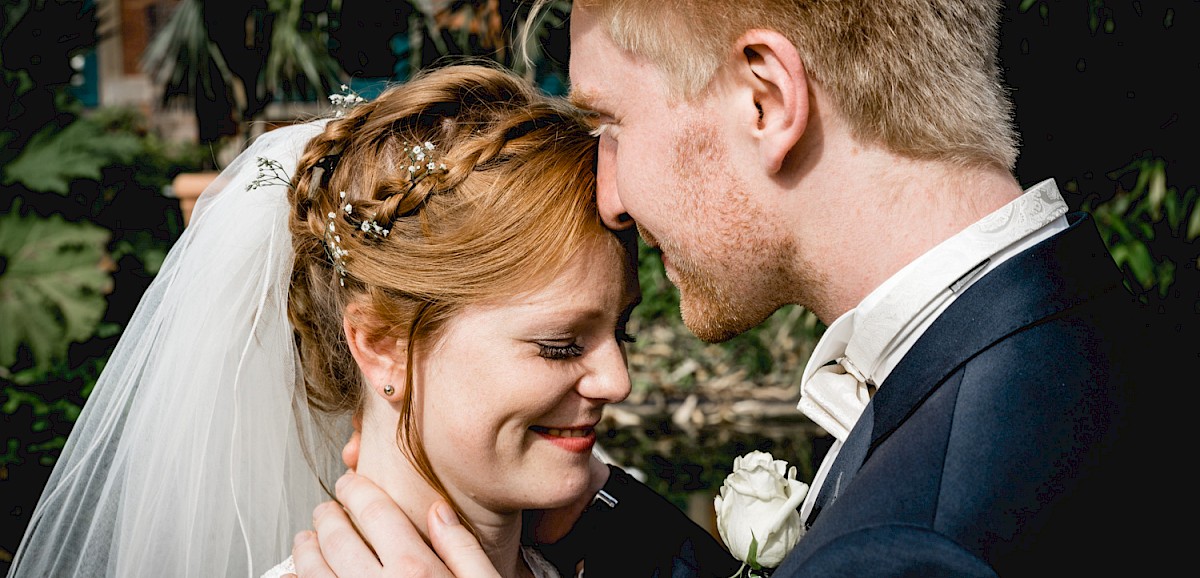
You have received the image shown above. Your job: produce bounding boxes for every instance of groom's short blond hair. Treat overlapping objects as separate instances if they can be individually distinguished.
[541,0,1019,171]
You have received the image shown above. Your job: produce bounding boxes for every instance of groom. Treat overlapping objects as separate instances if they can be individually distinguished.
[293,1,1169,575]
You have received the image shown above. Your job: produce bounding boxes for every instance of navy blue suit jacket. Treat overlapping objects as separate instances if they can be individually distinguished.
[773,212,1167,576]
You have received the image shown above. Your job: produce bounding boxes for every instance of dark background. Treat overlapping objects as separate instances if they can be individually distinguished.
[1001,1,1197,195]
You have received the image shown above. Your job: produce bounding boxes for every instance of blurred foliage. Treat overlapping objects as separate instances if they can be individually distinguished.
[141,0,345,146]
[0,204,112,370]
[1082,156,1199,310]
[1,0,206,480]
[142,0,573,148]
[1003,2,1200,319]
[3,113,142,194]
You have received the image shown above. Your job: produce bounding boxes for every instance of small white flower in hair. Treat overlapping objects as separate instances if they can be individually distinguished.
[330,84,366,117]
[246,157,293,191]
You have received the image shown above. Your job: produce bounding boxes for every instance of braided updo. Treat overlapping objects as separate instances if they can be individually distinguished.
[285,64,609,532]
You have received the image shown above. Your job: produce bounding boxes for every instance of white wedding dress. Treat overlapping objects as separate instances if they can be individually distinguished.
[261,546,562,578]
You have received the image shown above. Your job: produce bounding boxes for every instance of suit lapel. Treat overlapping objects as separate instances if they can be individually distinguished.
[804,212,1128,530]
[865,212,1127,456]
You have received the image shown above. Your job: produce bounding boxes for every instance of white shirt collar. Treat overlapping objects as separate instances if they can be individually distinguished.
[800,179,1070,407]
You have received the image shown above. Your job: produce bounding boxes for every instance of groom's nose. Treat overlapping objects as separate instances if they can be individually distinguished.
[596,134,634,230]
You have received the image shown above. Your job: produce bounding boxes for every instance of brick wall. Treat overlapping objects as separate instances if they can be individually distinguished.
[120,0,178,74]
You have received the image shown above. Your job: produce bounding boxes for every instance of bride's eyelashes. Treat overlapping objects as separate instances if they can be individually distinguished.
[538,342,584,359]
[536,328,637,360]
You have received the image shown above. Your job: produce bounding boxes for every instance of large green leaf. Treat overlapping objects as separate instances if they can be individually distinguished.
[0,208,112,370]
[2,118,141,194]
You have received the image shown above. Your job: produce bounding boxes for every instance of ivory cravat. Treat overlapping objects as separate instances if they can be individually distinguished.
[796,180,1070,523]
[796,311,865,442]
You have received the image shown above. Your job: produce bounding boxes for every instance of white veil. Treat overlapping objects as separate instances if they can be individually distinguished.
[7,120,350,578]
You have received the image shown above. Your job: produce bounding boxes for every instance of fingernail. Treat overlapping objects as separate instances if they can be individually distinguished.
[294,530,313,546]
[435,502,460,527]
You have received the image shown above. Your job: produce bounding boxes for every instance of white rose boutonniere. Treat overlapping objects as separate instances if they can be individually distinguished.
[714,450,809,577]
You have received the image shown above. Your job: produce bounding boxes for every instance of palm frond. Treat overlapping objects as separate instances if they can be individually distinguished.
[140,0,235,107]
[264,0,343,100]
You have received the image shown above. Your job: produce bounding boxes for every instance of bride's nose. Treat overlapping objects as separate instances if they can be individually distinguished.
[578,339,632,404]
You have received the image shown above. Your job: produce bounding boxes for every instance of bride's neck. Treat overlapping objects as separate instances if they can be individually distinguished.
[356,424,531,578]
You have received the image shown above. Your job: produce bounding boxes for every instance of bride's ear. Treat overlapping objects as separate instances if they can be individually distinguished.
[343,306,406,401]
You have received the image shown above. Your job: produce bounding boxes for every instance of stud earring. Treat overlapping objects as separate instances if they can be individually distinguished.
[383,384,395,396]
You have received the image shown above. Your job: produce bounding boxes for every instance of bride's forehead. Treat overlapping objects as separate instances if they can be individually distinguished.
[455,247,632,317]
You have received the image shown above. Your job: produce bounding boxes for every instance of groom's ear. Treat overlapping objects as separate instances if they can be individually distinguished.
[343,305,406,395]
[732,29,809,175]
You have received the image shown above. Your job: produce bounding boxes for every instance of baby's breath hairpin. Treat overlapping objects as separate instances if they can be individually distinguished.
[244,104,448,287]
[325,191,354,285]
[243,157,359,286]
[247,157,292,191]
[329,84,365,117]
[319,142,445,285]
[406,140,447,180]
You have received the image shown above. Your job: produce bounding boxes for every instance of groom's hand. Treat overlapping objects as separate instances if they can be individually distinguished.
[290,471,501,578]
[293,419,608,576]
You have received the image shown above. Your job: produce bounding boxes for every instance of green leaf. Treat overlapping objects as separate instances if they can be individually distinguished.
[1188,195,1200,241]
[3,119,142,194]
[0,208,112,370]
[1147,162,1166,220]
[746,534,760,570]
[1124,242,1156,289]
[29,435,66,454]
[1,438,21,468]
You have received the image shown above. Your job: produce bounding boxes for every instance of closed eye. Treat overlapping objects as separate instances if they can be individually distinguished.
[539,342,584,360]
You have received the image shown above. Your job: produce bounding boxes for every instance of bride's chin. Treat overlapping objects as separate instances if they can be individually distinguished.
[531,472,593,510]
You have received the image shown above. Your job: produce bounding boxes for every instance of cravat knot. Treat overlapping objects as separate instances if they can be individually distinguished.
[797,356,874,441]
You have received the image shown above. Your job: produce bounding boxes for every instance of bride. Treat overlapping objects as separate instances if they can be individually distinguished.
[6,64,639,578]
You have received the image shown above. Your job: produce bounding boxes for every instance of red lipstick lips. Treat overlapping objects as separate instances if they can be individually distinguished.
[530,425,596,454]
